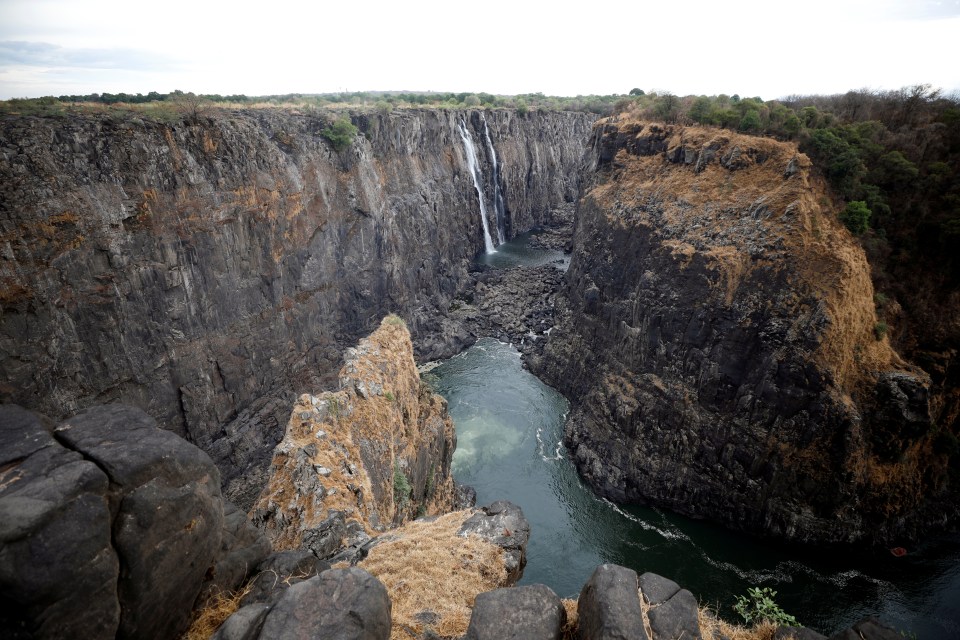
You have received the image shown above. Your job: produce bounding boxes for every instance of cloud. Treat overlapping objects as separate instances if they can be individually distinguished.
[0,41,182,71]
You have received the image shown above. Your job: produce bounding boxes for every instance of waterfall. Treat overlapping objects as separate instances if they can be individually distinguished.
[458,121,496,254]
[482,116,507,245]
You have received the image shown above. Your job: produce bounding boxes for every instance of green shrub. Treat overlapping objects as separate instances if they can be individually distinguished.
[874,321,889,340]
[393,463,411,509]
[739,109,761,132]
[840,200,871,235]
[384,391,394,402]
[734,587,798,627]
[321,117,358,152]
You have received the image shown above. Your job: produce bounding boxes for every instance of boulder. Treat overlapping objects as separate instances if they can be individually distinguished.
[775,625,827,639]
[0,405,119,639]
[240,550,331,607]
[577,564,646,640]
[1,403,250,640]
[638,572,681,605]
[55,404,225,640]
[465,584,566,640]
[829,617,902,640]
[647,587,702,640]
[256,568,391,640]
[199,500,272,603]
[458,501,530,583]
[211,604,271,640]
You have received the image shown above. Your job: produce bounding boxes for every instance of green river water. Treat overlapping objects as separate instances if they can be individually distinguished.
[425,232,960,638]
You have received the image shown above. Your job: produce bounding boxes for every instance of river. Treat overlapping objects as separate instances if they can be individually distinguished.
[424,231,960,638]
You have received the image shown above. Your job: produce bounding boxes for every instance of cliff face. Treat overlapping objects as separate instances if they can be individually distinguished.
[251,317,456,552]
[537,119,954,543]
[0,107,594,504]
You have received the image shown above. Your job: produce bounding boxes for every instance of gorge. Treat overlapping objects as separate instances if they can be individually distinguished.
[1,105,959,638]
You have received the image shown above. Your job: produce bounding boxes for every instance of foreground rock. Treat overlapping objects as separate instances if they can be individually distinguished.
[0,403,269,640]
[537,119,954,544]
[251,317,457,553]
[578,565,647,640]
[461,563,842,640]
[215,568,390,640]
[465,584,565,640]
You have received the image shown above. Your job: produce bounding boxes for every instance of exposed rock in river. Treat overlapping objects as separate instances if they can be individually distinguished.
[536,119,956,544]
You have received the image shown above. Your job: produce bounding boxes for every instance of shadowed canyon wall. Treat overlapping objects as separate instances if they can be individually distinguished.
[534,119,956,544]
[0,108,595,504]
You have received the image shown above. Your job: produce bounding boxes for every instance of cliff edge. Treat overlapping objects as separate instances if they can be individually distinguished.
[537,118,956,543]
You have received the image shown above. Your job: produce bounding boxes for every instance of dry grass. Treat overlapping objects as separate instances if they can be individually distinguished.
[356,510,507,640]
[560,599,579,639]
[181,584,252,640]
[698,606,778,640]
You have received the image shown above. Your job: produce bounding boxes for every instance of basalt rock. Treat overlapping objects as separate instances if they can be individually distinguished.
[238,550,331,608]
[458,500,531,584]
[577,564,646,640]
[465,584,566,640]
[0,403,266,640]
[0,108,595,507]
[536,119,954,544]
[240,568,391,640]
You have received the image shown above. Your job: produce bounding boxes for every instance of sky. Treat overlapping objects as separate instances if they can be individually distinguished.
[1,0,958,101]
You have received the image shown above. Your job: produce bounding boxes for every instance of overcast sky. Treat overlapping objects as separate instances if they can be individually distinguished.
[1,0,958,100]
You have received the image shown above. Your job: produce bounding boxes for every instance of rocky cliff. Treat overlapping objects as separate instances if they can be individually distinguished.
[251,316,456,552]
[536,118,956,544]
[0,107,594,505]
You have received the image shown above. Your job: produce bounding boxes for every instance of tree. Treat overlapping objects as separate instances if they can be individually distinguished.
[783,114,802,137]
[168,90,210,122]
[653,93,680,123]
[689,96,713,124]
[629,88,645,96]
[321,117,358,152]
[840,200,871,234]
[739,110,761,132]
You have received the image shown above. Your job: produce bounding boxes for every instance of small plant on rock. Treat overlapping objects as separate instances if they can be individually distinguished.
[393,463,411,510]
[875,321,889,340]
[733,587,799,627]
[321,116,358,152]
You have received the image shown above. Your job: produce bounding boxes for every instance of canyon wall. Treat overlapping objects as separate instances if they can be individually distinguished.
[536,119,955,544]
[0,107,595,504]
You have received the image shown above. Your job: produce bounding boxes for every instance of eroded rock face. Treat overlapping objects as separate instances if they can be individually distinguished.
[0,403,268,640]
[536,119,952,544]
[251,317,458,550]
[0,108,595,507]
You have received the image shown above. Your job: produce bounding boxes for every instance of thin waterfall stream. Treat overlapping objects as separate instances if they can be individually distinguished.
[425,232,960,639]
[458,121,497,254]
[482,116,507,245]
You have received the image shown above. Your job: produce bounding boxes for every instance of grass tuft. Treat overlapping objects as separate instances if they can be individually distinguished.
[182,584,252,640]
